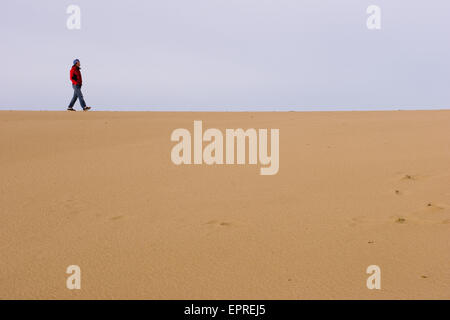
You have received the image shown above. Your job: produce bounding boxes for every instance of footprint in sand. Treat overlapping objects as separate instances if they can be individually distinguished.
[404,203,449,225]
[110,215,124,221]
[205,220,233,227]
[349,217,362,227]
[397,172,431,182]
[65,199,83,215]
[348,216,380,227]
[401,174,417,181]
[395,217,406,224]
[49,196,86,216]
[425,203,445,212]
[349,214,440,226]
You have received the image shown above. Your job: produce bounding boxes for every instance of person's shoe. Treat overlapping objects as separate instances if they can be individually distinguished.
[83,106,91,111]
[67,107,76,111]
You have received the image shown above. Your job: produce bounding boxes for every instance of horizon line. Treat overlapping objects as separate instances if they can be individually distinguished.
[1,106,449,112]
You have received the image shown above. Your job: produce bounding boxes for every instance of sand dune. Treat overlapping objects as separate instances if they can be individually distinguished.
[0,110,449,299]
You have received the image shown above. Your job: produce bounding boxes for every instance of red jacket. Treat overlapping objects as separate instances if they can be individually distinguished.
[70,65,82,86]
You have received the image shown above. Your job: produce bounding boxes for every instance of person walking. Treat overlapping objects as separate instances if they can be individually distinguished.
[67,59,91,111]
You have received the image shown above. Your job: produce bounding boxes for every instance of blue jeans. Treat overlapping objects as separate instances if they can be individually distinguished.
[68,84,87,109]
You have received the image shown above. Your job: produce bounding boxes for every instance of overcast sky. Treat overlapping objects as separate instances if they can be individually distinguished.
[1,0,449,111]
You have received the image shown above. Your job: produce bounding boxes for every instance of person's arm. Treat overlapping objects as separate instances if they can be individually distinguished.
[70,68,78,82]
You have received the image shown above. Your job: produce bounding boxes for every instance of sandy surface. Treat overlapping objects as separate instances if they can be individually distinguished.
[0,110,449,299]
